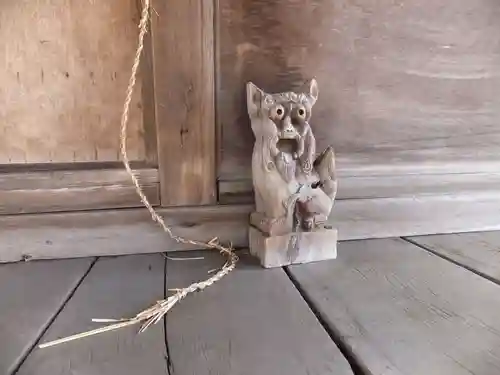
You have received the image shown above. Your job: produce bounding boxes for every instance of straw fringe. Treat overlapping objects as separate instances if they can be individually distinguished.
[38,0,238,350]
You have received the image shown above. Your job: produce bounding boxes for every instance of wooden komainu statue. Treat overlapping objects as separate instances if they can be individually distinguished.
[246,79,339,268]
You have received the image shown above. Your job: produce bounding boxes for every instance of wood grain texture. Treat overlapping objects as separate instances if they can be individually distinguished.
[217,0,500,180]
[0,258,93,375]
[137,0,158,167]
[221,149,500,182]
[166,250,353,375]
[0,168,159,214]
[4,189,500,261]
[220,191,500,243]
[17,255,167,375]
[330,192,500,240]
[0,205,250,263]
[152,0,216,206]
[407,231,500,283]
[219,172,500,202]
[0,185,159,215]
[289,238,500,375]
[0,0,146,163]
[0,168,158,190]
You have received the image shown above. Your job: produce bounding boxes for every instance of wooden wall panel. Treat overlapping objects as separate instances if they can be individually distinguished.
[218,172,500,203]
[0,168,159,215]
[218,0,500,180]
[0,0,147,163]
[151,0,216,206]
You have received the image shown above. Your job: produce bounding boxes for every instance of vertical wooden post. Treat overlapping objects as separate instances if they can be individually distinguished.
[137,0,158,167]
[150,0,216,206]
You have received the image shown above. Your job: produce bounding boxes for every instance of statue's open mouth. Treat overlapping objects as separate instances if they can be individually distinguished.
[277,137,299,154]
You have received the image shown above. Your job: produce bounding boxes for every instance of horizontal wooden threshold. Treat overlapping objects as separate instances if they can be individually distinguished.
[219,171,500,203]
[0,160,154,173]
[220,147,500,180]
[3,191,500,262]
[0,204,250,263]
[0,167,159,215]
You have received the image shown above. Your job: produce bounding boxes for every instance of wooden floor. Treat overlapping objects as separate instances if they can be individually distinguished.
[3,232,500,375]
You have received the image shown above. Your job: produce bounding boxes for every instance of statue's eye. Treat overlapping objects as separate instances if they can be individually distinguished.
[297,106,306,118]
[272,105,285,119]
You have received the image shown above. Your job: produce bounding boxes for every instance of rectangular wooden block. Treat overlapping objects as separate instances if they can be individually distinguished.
[249,226,338,268]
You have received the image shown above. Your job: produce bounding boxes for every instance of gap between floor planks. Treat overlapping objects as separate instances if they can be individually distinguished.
[10,251,353,375]
[9,232,500,375]
[13,254,169,375]
[0,257,96,375]
[404,231,500,287]
[164,250,353,375]
[288,233,500,375]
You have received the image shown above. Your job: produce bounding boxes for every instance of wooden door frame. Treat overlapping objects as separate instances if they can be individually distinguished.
[150,0,217,207]
[0,0,216,216]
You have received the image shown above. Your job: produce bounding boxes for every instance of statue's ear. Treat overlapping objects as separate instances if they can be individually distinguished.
[308,78,319,106]
[246,82,264,115]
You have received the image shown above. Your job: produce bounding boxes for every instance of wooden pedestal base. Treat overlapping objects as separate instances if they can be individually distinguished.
[248,226,338,268]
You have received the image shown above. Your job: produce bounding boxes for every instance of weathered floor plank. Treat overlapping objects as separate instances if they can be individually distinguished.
[16,255,167,375]
[165,250,353,375]
[288,238,500,375]
[0,258,93,375]
[406,231,500,284]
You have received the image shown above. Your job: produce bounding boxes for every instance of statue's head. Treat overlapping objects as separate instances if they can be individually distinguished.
[246,79,319,141]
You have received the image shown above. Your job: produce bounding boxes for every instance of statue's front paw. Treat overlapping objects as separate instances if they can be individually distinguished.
[302,218,314,231]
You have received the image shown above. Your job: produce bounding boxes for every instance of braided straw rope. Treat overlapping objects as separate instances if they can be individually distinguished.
[38,0,238,349]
